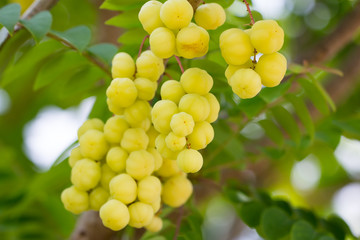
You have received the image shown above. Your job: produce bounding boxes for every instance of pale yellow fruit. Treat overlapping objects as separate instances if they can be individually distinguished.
[77,118,104,139]
[71,159,101,191]
[89,187,109,211]
[147,147,163,170]
[61,186,89,214]
[178,94,210,122]
[121,128,149,152]
[194,3,226,30]
[155,158,180,178]
[180,68,213,95]
[170,112,195,137]
[220,28,254,65]
[160,0,193,29]
[110,173,137,204]
[136,50,165,82]
[162,175,193,207]
[130,117,151,132]
[124,100,151,126]
[187,121,214,150]
[225,59,254,80]
[150,197,161,213]
[151,100,178,133]
[106,78,138,108]
[104,116,129,144]
[134,77,158,101]
[165,132,186,151]
[145,216,163,232]
[106,146,128,172]
[100,164,116,191]
[204,93,220,123]
[138,176,162,204]
[126,150,155,180]
[160,80,185,104]
[79,129,109,161]
[176,24,209,59]
[250,20,284,54]
[255,52,287,87]
[155,134,180,159]
[128,202,154,228]
[150,27,176,58]
[147,126,159,148]
[69,146,82,168]
[138,0,165,34]
[100,199,130,231]
[111,52,135,79]
[177,149,203,173]
[106,98,124,115]
[229,68,262,99]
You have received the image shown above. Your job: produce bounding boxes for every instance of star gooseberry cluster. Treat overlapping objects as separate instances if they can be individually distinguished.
[61,0,287,234]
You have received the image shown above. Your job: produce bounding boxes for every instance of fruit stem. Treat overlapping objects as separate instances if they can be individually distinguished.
[138,35,149,58]
[174,55,185,73]
[243,0,255,25]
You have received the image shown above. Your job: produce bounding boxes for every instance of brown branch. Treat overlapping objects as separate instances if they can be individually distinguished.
[187,0,203,11]
[243,0,255,25]
[21,0,59,19]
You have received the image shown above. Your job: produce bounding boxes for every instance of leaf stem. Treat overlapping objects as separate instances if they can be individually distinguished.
[138,35,149,58]
[174,55,185,73]
[243,0,255,25]
[173,205,184,240]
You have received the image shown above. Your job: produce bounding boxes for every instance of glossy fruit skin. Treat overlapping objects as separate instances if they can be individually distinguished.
[162,175,193,207]
[187,121,214,150]
[225,59,254,80]
[250,20,284,54]
[77,118,104,139]
[145,216,163,232]
[110,173,137,204]
[71,159,101,191]
[121,128,149,152]
[106,146,128,172]
[229,68,262,99]
[100,199,130,231]
[255,52,287,87]
[138,1,165,34]
[194,3,226,30]
[204,93,220,123]
[150,27,176,58]
[106,78,138,108]
[177,149,203,173]
[165,131,186,151]
[178,94,210,122]
[134,77,158,101]
[160,80,185,104]
[89,187,109,211]
[176,24,209,59]
[137,176,162,204]
[180,67,213,95]
[160,0,193,30]
[128,202,154,228]
[151,100,178,134]
[103,116,129,144]
[61,186,89,214]
[170,112,195,137]
[111,52,135,79]
[136,50,165,82]
[126,150,155,180]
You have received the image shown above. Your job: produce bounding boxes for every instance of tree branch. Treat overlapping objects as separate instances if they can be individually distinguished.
[21,0,59,19]
[187,0,203,11]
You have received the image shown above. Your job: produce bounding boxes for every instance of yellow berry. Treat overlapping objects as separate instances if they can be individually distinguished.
[151,100,178,133]
[229,68,262,99]
[177,149,203,173]
[121,128,149,152]
[180,68,213,95]
[139,0,165,34]
[106,78,137,108]
[61,186,89,214]
[225,59,254,80]
[111,52,135,79]
[77,118,104,139]
[130,117,151,132]
[176,24,209,59]
[150,197,161,213]
[104,116,129,144]
[155,134,180,159]
[148,147,163,170]
[138,176,162,204]
[134,77,158,101]
[194,3,226,30]
[136,50,165,82]
[162,175,193,207]
[69,146,83,168]
[250,20,284,54]
[204,93,220,123]
[160,80,185,104]
[165,132,186,151]
[150,27,176,59]
[110,173,137,204]
[106,146,128,172]
[145,216,163,232]
[255,52,287,87]
[170,112,195,137]
[187,121,214,150]
[100,164,116,191]
[147,126,159,148]
[155,158,180,178]
[220,28,254,65]
[178,94,210,122]
[79,129,109,161]
[128,202,154,228]
[124,100,151,126]
[71,159,101,191]
[106,98,124,115]
[100,199,130,231]
[160,0,193,30]
[89,187,109,211]
[126,150,155,180]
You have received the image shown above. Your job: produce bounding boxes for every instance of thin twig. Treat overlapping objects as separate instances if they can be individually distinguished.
[174,55,185,73]
[138,35,149,58]
[173,206,185,240]
[243,0,255,25]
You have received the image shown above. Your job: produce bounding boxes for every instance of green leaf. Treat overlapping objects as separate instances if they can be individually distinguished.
[286,94,315,139]
[118,28,147,46]
[298,78,329,115]
[34,51,88,90]
[332,117,360,139]
[0,3,21,34]
[51,25,91,51]
[238,97,266,118]
[260,207,293,240]
[206,0,235,8]
[258,119,285,146]
[259,81,291,103]
[308,74,336,112]
[100,0,145,10]
[238,201,265,228]
[290,220,316,240]
[271,106,301,145]
[106,10,142,29]
[20,11,52,42]
[87,43,118,65]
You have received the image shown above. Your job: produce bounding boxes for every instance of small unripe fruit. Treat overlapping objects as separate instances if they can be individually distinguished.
[155,158,180,178]
[162,175,193,207]
[100,164,116,191]
[71,159,101,191]
[103,116,129,144]
[204,93,220,123]
[77,118,104,139]
[155,134,179,159]
[151,100,178,133]
[147,147,163,170]
[146,216,163,232]
[138,176,162,204]
[178,94,210,122]
[136,50,165,82]
[177,149,203,173]
[100,199,130,231]
[124,100,151,126]
[194,3,226,30]
[128,202,154,228]
[134,77,158,101]
[106,78,137,108]
[138,1,165,34]
[68,146,82,168]
[255,52,287,87]
[187,121,214,150]
[126,150,155,180]
[170,112,195,137]
[110,173,137,204]
[229,68,262,99]
[121,128,149,152]
[147,126,159,148]
[79,129,109,161]
[89,187,109,211]
[61,186,89,214]
[150,27,176,58]
[176,24,209,59]
[180,68,213,95]
[165,132,186,151]
[106,146,128,172]
[160,0,193,29]
[250,20,284,54]
[106,98,124,115]
[111,52,135,79]
[225,59,254,80]
[160,80,185,104]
